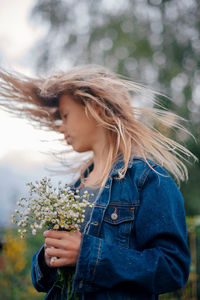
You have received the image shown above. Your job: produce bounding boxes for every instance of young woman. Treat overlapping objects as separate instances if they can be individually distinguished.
[0,65,196,299]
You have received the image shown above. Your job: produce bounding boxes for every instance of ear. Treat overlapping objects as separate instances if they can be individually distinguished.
[94,104,103,116]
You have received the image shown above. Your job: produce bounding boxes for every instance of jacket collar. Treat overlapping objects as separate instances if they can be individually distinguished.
[74,156,143,188]
[86,155,136,178]
[109,156,135,177]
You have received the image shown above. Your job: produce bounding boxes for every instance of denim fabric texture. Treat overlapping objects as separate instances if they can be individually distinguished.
[31,157,190,300]
[77,186,100,234]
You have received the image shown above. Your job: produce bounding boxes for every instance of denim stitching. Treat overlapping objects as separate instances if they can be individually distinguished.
[124,221,131,248]
[96,178,113,236]
[36,252,43,281]
[91,238,102,281]
[104,216,134,224]
[138,163,157,190]
[106,202,139,207]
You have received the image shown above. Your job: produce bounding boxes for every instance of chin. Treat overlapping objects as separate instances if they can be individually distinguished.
[73,144,92,153]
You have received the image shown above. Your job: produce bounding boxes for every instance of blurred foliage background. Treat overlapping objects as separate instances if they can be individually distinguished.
[0,0,200,299]
[1,220,200,300]
[0,228,44,300]
[29,0,200,215]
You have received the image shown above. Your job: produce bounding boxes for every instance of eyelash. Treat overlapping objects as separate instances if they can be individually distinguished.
[63,114,68,119]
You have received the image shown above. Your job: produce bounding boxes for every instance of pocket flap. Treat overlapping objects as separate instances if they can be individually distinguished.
[104,203,135,225]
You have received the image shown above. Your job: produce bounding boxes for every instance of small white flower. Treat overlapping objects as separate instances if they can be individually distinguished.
[32,229,37,235]
[50,193,57,199]
[50,257,57,263]
[23,208,31,216]
[53,224,59,230]
[13,175,94,238]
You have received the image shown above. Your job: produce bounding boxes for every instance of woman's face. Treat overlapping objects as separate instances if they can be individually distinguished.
[58,94,103,153]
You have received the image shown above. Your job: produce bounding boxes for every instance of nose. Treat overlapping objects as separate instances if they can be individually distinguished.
[58,123,65,134]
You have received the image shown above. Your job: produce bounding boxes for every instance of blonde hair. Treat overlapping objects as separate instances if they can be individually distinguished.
[0,65,197,189]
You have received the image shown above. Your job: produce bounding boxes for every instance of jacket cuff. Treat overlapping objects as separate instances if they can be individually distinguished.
[35,245,57,284]
[72,233,102,293]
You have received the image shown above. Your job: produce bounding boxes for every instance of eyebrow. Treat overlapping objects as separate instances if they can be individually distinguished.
[58,105,65,114]
[59,107,69,117]
[59,108,63,115]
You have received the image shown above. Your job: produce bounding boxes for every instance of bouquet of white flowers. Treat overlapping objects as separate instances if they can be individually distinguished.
[11,176,94,299]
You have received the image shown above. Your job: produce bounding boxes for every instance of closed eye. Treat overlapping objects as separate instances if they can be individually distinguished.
[63,114,68,119]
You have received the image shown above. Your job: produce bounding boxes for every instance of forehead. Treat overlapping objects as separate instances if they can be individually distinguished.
[58,94,75,113]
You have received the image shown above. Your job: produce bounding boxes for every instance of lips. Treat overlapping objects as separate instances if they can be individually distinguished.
[65,135,71,144]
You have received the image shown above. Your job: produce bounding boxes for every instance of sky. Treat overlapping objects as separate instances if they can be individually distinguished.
[0,0,40,73]
[0,0,63,166]
[0,0,72,225]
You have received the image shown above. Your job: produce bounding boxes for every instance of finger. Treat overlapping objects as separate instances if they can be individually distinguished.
[45,247,72,259]
[50,257,73,268]
[73,230,82,237]
[43,230,71,239]
[45,237,66,249]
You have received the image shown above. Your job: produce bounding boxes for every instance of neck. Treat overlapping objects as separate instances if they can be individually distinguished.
[90,127,110,174]
[92,146,109,175]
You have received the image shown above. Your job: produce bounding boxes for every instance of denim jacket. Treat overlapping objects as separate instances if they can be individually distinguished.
[31,157,190,300]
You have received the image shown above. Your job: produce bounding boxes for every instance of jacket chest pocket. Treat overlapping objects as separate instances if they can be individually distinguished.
[101,203,135,248]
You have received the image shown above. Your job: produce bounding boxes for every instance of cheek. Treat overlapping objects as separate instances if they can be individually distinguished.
[84,124,98,138]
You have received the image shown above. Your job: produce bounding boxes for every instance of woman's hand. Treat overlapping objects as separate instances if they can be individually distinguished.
[43,229,82,268]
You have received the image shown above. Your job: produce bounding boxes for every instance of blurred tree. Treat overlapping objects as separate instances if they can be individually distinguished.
[0,229,44,300]
[30,0,200,214]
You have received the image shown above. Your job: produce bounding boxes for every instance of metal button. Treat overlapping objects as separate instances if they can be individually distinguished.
[79,280,84,289]
[111,212,118,220]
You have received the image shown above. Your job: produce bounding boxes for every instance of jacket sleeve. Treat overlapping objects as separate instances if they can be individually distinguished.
[31,245,57,292]
[72,165,190,295]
